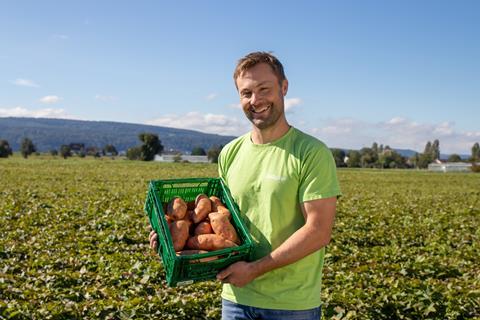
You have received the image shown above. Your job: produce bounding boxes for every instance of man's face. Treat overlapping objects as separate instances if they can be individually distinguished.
[235,63,288,130]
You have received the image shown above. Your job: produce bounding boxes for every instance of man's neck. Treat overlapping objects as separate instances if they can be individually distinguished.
[251,120,291,144]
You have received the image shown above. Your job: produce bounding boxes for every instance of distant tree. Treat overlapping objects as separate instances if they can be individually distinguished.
[423,141,432,155]
[371,142,378,154]
[207,145,223,163]
[331,148,346,167]
[360,147,378,168]
[447,154,462,162]
[418,141,435,169]
[59,145,72,159]
[126,146,141,160]
[191,147,207,156]
[431,139,440,160]
[103,144,118,156]
[0,140,13,158]
[138,133,164,161]
[378,149,407,169]
[346,150,361,168]
[86,146,101,157]
[471,142,480,162]
[417,153,432,169]
[79,150,86,158]
[409,153,420,169]
[20,137,36,159]
[50,149,58,156]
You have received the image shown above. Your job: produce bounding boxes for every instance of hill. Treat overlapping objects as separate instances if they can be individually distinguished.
[0,117,236,153]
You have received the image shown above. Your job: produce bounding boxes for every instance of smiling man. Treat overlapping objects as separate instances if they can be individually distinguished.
[215,52,342,319]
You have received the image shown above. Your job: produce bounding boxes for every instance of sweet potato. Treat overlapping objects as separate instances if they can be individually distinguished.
[195,194,209,206]
[165,214,174,224]
[192,196,212,223]
[217,205,231,219]
[194,221,213,235]
[209,196,224,212]
[169,220,191,251]
[209,211,240,244]
[186,234,237,251]
[166,197,187,220]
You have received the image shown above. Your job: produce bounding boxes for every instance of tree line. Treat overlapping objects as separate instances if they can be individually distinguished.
[2,135,479,168]
[0,133,223,163]
[331,140,480,169]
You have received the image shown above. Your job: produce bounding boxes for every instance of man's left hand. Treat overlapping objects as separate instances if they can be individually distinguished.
[216,261,259,287]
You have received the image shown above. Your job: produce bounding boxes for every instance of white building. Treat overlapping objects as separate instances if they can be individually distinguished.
[154,154,210,163]
[428,162,472,173]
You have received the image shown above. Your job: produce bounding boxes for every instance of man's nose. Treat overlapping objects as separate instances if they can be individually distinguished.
[250,92,260,106]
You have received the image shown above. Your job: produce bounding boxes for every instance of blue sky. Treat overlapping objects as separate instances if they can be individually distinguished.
[1,1,479,154]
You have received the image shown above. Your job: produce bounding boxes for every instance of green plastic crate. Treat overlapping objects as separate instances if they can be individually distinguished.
[145,177,254,287]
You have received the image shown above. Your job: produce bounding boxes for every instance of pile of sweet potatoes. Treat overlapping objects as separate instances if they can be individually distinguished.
[163,194,241,257]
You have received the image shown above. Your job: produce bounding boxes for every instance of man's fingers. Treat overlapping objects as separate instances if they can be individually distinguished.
[149,230,156,239]
[217,266,232,281]
[149,232,158,250]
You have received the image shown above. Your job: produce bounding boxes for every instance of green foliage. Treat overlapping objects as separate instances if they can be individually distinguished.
[447,154,462,162]
[417,153,433,169]
[20,137,36,159]
[103,144,118,156]
[59,145,72,159]
[207,145,223,164]
[138,133,164,161]
[0,160,479,319]
[346,150,361,168]
[0,139,13,158]
[126,147,141,160]
[50,149,58,156]
[471,142,480,162]
[471,163,480,173]
[331,149,346,167]
[191,147,207,156]
[360,147,378,168]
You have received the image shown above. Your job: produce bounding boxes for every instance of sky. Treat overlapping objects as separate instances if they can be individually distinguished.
[1,1,479,155]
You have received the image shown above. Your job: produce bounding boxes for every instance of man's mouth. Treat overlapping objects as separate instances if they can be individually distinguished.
[250,104,271,114]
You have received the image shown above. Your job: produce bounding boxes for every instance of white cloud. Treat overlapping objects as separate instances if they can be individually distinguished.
[146,112,249,136]
[95,94,118,102]
[39,95,62,104]
[11,78,39,88]
[0,106,77,119]
[227,97,302,112]
[310,117,479,155]
[206,93,218,101]
[285,97,302,112]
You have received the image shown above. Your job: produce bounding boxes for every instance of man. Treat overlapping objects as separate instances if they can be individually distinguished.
[150,51,341,319]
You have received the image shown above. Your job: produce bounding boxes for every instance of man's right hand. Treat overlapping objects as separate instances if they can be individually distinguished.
[149,230,158,251]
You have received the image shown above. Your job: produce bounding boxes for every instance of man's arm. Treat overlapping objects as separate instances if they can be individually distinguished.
[216,196,337,287]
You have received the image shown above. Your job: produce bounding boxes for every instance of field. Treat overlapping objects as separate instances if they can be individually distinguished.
[1,156,479,319]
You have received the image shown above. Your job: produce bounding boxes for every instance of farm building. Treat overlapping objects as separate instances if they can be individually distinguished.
[154,154,210,163]
[428,162,472,173]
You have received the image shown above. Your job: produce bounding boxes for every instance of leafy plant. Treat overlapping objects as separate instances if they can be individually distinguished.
[0,159,479,319]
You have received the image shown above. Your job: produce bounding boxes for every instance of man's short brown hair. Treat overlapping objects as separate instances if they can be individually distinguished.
[233,51,286,86]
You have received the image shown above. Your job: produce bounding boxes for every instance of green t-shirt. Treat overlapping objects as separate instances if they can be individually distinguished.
[218,127,342,310]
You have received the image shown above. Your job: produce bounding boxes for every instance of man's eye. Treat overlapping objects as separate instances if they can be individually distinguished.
[241,92,251,98]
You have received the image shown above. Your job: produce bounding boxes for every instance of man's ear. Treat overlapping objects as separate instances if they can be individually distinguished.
[282,79,289,96]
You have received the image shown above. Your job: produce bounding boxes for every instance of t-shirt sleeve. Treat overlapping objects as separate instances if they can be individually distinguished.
[299,145,342,202]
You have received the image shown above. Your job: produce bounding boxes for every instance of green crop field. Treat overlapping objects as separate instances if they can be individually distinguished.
[1,156,479,319]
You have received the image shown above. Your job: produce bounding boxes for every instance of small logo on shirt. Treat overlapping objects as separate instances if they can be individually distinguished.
[264,174,287,182]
